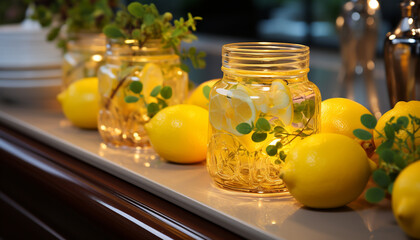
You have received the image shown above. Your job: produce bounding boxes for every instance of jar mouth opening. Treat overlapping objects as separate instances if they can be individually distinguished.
[223,42,309,53]
[222,42,310,74]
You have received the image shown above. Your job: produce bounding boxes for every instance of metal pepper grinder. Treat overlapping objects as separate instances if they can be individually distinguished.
[336,0,382,118]
[384,0,420,107]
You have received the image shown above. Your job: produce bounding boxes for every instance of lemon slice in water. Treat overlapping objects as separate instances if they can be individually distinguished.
[140,63,164,102]
[209,86,256,135]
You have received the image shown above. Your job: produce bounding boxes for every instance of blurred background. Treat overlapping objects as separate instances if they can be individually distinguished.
[0,0,402,49]
[0,0,404,112]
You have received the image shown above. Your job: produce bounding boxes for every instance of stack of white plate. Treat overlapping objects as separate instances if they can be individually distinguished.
[0,20,62,104]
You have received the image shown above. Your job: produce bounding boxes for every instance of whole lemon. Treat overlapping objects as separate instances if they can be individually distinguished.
[392,160,420,239]
[321,98,373,139]
[145,104,208,164]
[57,77,99,129]
[185,79,219,110]
[281,133,375,209]
[374,101,420,148]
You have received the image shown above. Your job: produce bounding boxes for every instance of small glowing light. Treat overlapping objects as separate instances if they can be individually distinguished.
[367,61,375,70]
[408,18,414,25]
[389,34,396,40]
[368,0,379,10]
[336,16,344,28]
[124,39,136,44]
[262,87,270,91]
[100,125,106,131]
[351,12,360,21]
[177,70,183,75]
[136,146,142,150]
[258,201,262,208]
[100,143,107,150]
[410,1,415,6]
[344,2,353,11]
[114,128,122,135]
[144,162,151,167]
[133,132,141,141]
[122,134,127,139]
[355,65,363,74]
[271,221,277,225]
[92,54,103,62]
[150,155,156,160]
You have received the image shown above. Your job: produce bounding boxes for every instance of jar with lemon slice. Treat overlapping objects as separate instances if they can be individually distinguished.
[97,39,188,148]
[207,42,321,193]
[62,32,107,89]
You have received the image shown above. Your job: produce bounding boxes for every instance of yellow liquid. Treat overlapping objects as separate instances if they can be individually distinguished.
[97,59,188,148]
[207,76,321,193]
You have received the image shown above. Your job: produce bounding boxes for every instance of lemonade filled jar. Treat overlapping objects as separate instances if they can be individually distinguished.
[97,39,188,148]
[207,42,321,193]
[62,32,106,89]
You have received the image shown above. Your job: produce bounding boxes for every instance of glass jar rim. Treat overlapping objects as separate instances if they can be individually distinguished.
[222,42,310,77]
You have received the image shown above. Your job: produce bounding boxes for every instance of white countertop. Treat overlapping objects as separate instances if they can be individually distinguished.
[0,101,407,240]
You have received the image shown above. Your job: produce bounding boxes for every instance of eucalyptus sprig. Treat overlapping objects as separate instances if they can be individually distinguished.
[353,114,420,203]
[27,0,117,50]
[103,2,206,72]
[236,113,314,163]
[125,81,172,118]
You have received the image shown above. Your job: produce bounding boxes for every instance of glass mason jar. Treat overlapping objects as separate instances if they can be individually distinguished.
[97,39,188,148]
[62,32,106,89]
[207,42,321,193]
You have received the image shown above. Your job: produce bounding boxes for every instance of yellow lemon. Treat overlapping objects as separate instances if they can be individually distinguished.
[140,63,164,102]
[185,79,219,109]
[145,104,208,164]
[57,77,99,129]
[321,98,375,155]
[374,101,420,149]
[281,133,375,209]
[392,160,420,239]
[321,98,373,139]
[209,86,256,135]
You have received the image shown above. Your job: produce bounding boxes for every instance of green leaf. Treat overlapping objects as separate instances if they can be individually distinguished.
[365,187,385,203]
[127,2,145,18]
[388,182,394,194]
[129,81,143,94]
[376,139,393,152]
[236,123,252,135]
[274,126,286,133]
[353,129,373,140]
[180,63,190,72]
[47,26,60,41]
[144,13,155,26]
[256,118,271,131]
[202,86,211,100]
[276,141,283,149]
[124,96,139,103]
[252,132,267,142]
[147,102,159,117]
[160,86,172,99]
[150,86,162,97]
[279,151,287,160]
[397,116,409,128]
[361,114,377,129]
[384,124,395,140]
[275,160,281,165]
[266,145,277,156]
[132,29,141,39]
[378,148,394,163]
[372,169,391,188]
[103,25,125,38]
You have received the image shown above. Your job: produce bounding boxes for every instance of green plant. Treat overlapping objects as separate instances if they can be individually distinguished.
[27,0,117,50]
[353,114,420,203]
[102,2,205,115]
[103,2,205,72]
